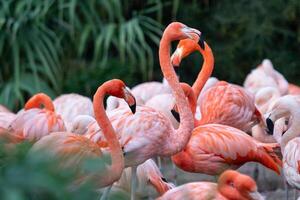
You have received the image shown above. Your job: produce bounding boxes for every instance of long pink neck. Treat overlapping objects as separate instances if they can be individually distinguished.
[192,43,214,99]
[93,81,124,187]
[159,34,194,155]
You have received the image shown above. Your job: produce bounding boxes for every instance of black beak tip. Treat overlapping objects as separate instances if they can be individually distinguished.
[130,104,136,114]
[266,118,274,135]
[198,36,205,50]
[171,109,180,122]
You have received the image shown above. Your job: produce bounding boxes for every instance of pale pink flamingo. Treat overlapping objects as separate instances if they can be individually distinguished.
[111,159,174,198]
[145,82,196,128]
[244,59,289,95]
[265,95,300,190]
[250,87,281,143]
[30,79,136,188]
[0,104,13,113]
[53,93,94,129]
[93,22,199,200]
[171,38,261,132]
[157,170,264,200]
[0,112,16,129]
[8,93,65,141]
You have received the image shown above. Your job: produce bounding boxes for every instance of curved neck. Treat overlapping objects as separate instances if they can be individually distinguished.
[192,43,214,99]
[93,82,124,186]
[181,83,197,115]
[24,93,54,111]
[159,34,194,154]
[281,107,300,149]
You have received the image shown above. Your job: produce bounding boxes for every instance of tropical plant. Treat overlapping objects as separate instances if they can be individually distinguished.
[0,0,164,110]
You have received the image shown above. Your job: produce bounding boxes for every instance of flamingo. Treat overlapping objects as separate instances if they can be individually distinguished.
[265,95,300,190]
[111,159,174,198]
[93,22,199,200]
[157,170,264,200]
[171,123,282,176]
[244,59,289,95]
[288,83,300,95]
[250,87,281,143]
[171,38,261,132]
[0,104,13,113]
[53,93,94,130]
[0,112,16,129]
[8,93,65,141]
[30,79,136,188]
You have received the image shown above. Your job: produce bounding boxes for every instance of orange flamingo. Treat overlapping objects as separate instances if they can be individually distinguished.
[31,79,136,188]
[157,170,263,200]
[288,83,300,95]
[171,123,282,176]
[171,38,261,132]
[53,93,94,129]
[8,93,65,141]
[244,59,289,95]
[265,95,300,190]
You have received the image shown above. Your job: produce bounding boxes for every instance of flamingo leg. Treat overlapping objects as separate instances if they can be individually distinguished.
[171,160,177,185]
[130,166,137,200]
[285,181,289,200]
[157,156,162,170]
[99,184,113,200]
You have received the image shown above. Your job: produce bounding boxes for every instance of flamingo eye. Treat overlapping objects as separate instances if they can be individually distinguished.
[229,181,234,187]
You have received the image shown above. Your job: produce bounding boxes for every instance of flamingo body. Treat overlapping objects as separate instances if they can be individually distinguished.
[198,82,260,131]
[172,124,281,175]
[53,93,94,126]
[9,108,65,141]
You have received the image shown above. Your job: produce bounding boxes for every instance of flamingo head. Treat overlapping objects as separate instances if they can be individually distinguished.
[171,36,205,67]
[107,79,136,114]
[264,95,296,135]
[164,22,201,42]
[218,170,263,200]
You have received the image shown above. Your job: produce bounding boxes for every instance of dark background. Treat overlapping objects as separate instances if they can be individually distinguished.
[1,0,299,110]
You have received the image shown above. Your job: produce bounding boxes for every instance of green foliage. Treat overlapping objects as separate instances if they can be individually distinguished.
[172,0,300,85]
[0,0,164,110]
[0,140,126,200]
[1,0,300,111]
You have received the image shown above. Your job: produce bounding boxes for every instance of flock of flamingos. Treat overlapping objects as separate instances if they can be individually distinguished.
[1,22,300,200]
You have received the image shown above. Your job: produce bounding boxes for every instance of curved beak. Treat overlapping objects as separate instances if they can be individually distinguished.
[198,35,205,50]
[171,109,180,123]
[123,87,136,114]
[266,117,274,135]
[181,27,201,40]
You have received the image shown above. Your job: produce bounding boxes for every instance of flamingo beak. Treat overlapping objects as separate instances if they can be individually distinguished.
[123,87,136,114]
[266,117,274,135]
[198,35,205,50]
[181,27,201,41]
[171,109,180,123]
